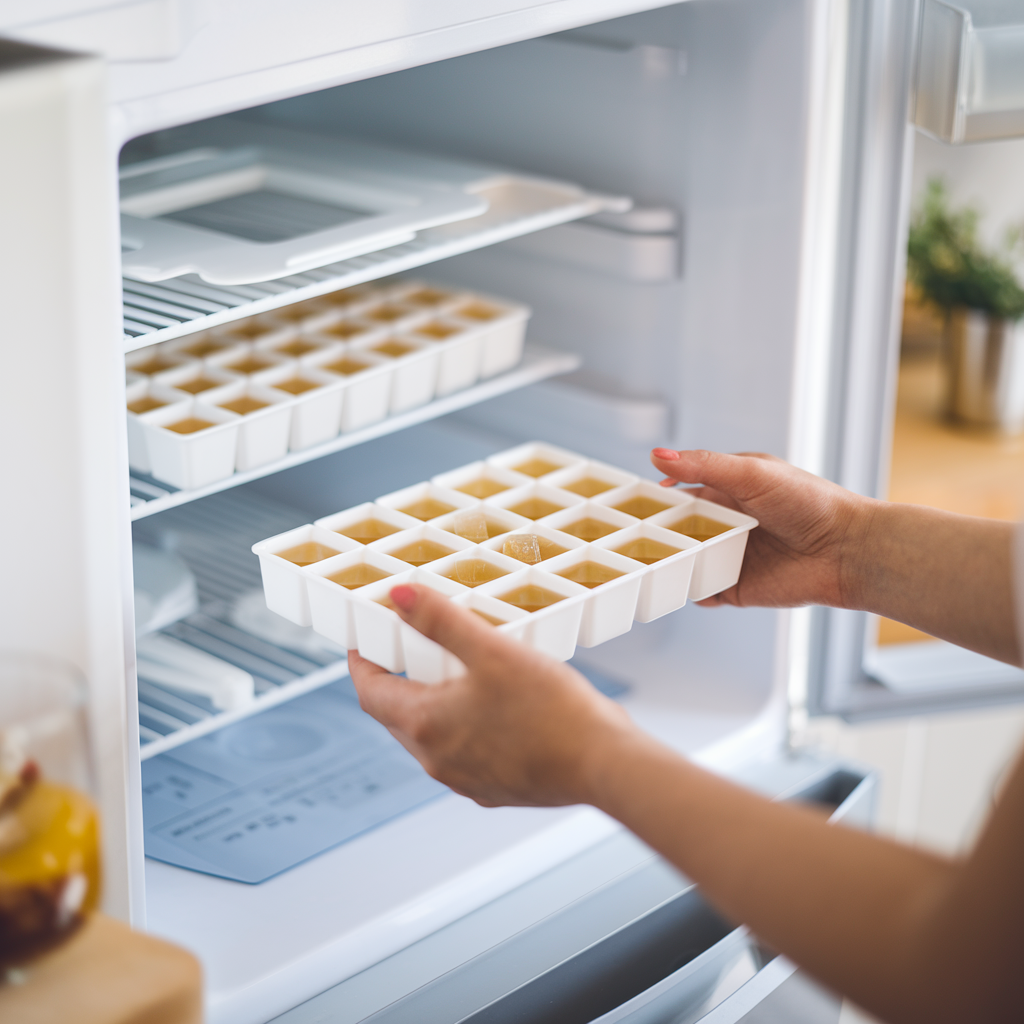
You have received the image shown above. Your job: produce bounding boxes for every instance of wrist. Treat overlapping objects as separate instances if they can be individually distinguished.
[575,714,674,815]
[834,493,886,611]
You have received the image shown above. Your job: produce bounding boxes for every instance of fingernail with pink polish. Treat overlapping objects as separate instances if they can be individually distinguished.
[390,585,416,612]
[652,448,680,461]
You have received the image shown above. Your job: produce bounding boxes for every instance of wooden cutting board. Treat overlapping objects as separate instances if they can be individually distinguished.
[0,912,202,1023]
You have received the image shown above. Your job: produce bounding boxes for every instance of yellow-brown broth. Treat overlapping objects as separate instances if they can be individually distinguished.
[554,561,625,589]
[327,563,392,589]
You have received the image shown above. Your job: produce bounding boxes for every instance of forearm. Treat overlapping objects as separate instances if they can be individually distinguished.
[843,501,1018,664]
[586,730,963,1024]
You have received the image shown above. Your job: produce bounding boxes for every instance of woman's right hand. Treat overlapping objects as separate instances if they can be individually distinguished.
[650,449,873,610]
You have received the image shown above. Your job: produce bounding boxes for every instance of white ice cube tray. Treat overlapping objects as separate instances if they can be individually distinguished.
[252,442,758,683]
[126,279,531,489]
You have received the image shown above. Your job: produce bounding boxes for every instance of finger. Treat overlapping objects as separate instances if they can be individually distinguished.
[389,583,505,668]
[649,449,782,502]
[347,647,432,729]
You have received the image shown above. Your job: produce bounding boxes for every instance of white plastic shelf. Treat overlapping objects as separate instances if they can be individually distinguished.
[121,123,627,350]
[129,343,581,520]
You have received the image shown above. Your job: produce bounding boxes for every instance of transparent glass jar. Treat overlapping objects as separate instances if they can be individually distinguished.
[0,654,101,968]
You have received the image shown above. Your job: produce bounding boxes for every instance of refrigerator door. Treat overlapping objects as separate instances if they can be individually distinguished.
[267,753,869,1024]
[786,0,1024,722]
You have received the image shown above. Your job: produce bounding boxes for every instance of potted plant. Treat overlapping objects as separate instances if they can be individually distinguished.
[906,179,1024,432]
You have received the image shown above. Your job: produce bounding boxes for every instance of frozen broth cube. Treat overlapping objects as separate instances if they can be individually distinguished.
[452,510,489,543]
[502,534,542,565]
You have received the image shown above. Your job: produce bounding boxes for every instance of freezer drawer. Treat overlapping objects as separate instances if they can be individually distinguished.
[270,759,871,1024]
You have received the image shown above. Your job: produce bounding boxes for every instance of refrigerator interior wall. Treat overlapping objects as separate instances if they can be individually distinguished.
[127,1,818,1018]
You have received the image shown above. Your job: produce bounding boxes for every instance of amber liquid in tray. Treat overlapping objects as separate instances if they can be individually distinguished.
[328,564,392,589]
[277,541,337,566]
[512,458,562,478]
[373,339,417,359]
[220,396,269,416]
[442,559,509,588]
[274,339,321,358]
[323,356,371,377]
[454,478,510,500]
[336,519,401,544]
[612,495,674,519]
[398,498,456,521]
[666,515,732,542]
[507,498,563,521]
[165,417,214,435]
[561,476,616,498]
[224,355,276,375]
[558,517,619,542]
[470,608,506,626]
[555,561,625,589]
[127,395,168,415]
[390,540,454,566]
[175,375,222,395]
[613,537,681,564]
[273,376,320,396]
[497,585,566,614]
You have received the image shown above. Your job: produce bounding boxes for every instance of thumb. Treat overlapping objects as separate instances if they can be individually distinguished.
[650,449,781,503]
[389,583,500,666]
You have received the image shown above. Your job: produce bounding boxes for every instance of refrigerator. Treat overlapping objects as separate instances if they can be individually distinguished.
[2,0,1023,1020]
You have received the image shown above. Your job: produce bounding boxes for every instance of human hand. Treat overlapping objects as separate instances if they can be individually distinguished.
[348,583,638,808]
[650,449,872,609]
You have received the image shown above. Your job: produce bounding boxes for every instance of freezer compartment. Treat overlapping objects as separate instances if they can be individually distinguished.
[261,757,868,1024]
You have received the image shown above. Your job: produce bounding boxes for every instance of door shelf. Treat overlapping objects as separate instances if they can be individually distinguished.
[129,343,581,520]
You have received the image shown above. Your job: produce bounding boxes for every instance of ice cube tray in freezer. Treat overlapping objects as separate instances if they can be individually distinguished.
[125,280,532,490]
[252,445,757,683]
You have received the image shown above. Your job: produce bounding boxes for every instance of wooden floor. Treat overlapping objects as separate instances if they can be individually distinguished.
[879,353,1024,644]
